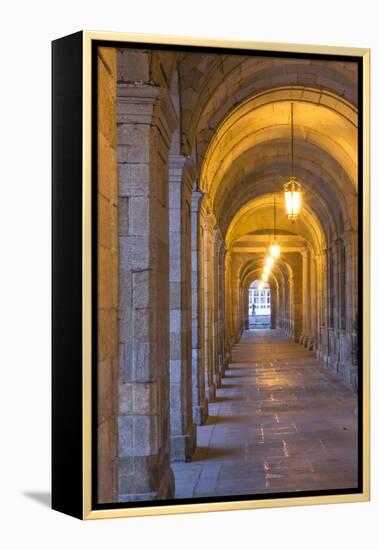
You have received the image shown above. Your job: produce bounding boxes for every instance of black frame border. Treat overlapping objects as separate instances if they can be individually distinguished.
[52,31,84,519]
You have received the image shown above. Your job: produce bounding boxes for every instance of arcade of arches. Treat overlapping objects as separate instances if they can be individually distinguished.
[97,46,359,503]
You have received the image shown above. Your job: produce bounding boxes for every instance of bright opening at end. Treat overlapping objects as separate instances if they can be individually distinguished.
[249,280,271,329]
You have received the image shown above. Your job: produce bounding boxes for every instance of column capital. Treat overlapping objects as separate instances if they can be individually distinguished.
[300,246,311,258]
[169,154,198,195]
[225,249,232,265]
[191,189,204,211]
[182,157,199,193]
[203,212,217,231]
[342,227,358,246]
[212,226,222,243]
[117,84,178,148]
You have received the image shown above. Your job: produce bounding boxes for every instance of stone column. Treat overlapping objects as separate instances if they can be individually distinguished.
[300,247,311,347]
[277,272,285,331]
[271,284,277,328]
[307,252,317,350]
[288,276,294,338]
[203,213,217,403]
[325,243,337,369]
[313,253,323,354]
[242,285,249,330]
[330,239,340,370]
[282,271,290,336]
[229,257,242,344]
[169,155,196,461]
[333,238,344,377]
[218,243,227,378]
[344,229,358,387]
[191,190,208,425]
[211,228,222,388]
[117,49,177,501]
[224,251,233,358]
[287,275,291,335]
[318,248,329,365]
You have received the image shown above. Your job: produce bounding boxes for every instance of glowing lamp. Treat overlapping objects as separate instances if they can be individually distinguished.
[269,242,281,259]
[284,177,302,221]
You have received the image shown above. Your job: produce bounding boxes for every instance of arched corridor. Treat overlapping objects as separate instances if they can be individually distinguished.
[173,329,357,497]
[96,45,360,503]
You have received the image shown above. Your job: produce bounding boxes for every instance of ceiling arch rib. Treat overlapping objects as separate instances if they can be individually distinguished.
[213,137,356,224]
[226,195,324,256]
[198,87,357,255]
[177,54,358,159]
[239,255,294,288]
[201,92,357,200]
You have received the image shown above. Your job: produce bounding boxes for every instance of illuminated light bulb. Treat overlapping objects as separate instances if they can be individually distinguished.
[262,273,268,282]
[269,242,281,259]
[263,264,271,276]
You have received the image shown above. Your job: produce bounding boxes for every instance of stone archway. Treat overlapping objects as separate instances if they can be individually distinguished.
[96,45,360,504]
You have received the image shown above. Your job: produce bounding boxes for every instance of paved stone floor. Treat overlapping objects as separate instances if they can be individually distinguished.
[173,329,358,498]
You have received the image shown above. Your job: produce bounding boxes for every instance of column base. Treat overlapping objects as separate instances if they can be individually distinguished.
[170,422,197,462]
[206,381,217,403]
[215,371,222,389]
[335,361,353,384]
[306,337,315,351]
[221,359,228,378]
[351,367,359,393]
[193,401,208,425]
[118,455,175,502]
[218,354,226,379]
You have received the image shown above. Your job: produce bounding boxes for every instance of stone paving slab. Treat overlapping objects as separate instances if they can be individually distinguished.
[173,329,358,498]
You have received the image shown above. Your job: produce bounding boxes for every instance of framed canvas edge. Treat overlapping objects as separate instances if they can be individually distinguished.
[81,31,371,520]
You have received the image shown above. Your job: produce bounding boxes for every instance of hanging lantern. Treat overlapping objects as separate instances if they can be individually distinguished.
[284,177,302,221]
[283,103,302,222]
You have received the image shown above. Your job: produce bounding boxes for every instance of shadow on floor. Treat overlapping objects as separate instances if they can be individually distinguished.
[214,395,241,403]
[192,446,247,462]
[205,415,249,425]
[22,491,51,508]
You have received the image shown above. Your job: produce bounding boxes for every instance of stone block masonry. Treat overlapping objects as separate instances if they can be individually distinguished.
[116,48,178,501]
